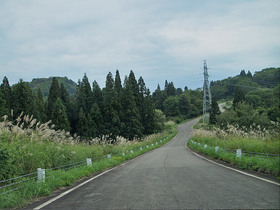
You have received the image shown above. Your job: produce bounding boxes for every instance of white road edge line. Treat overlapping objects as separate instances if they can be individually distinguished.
[33,140,170,210]
[185,141,280,186]
[33,166,118,210]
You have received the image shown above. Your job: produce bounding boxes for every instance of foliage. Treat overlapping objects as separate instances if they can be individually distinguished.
[209,96,220,124]
[0,114,177,209]
[29,77,77,98]
[189,125,280,177]
[216,102,274,130]
[211,67,279,100]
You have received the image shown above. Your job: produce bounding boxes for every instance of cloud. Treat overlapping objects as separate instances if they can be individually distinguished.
[0,0,279,90]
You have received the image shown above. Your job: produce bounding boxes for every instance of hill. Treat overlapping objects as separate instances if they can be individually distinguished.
[211,67,280,100]
[29,77,77,97]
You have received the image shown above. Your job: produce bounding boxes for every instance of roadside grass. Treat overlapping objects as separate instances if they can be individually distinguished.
[188,125,280,179]
[0,115,178,209]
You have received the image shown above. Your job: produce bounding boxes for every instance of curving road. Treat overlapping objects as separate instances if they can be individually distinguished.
[31,118,279,209]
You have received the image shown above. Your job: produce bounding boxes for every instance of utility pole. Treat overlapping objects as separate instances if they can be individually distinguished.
[203,60,212,124]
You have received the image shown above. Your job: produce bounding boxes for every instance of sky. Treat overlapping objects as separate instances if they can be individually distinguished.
[0,0,279,91]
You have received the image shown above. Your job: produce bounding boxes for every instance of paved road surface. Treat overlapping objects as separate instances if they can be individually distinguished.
[31,118,280,209]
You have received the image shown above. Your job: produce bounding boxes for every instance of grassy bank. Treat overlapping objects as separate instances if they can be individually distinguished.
[188,124,280,179]
[0,117,177,209]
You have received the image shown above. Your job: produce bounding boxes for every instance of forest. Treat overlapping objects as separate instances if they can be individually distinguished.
[0,67,279,142]
[0,70,203,142]
[209,67,280,129]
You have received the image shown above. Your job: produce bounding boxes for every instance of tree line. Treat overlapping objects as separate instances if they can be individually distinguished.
[0,70,204,142]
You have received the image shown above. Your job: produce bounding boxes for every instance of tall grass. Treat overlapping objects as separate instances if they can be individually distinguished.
[189,124,280,178]
[0,114,177,209]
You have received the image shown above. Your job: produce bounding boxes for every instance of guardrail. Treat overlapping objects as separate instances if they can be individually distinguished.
[0,134,174,196]
[189,140,280,159]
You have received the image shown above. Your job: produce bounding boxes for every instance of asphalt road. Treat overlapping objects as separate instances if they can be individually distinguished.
[31,118,280,209]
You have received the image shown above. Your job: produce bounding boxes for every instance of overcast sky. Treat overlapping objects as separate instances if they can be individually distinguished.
[0,0,279,91]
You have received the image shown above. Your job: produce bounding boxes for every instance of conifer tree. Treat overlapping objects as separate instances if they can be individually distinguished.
[76,74,93,116]
[128,70,140,107]
[60,83,70,113]
[47,77,60,118]
[152,84,162,110]
[114,70,125,134]
[179,93,191,118]
[12,79,33,118]
[0,76,12,111]
[51,98,70,131]
[233,87,245,109]
[138,76,146,130]
[34,88,47,122]
[143,88,156,134]
[92,80,103,109]
[76,108,89,138]
[0,87,8,117]
[89,103,104,139]
[103,72,121,141]
[123,78,143,140]
[209,96,221,124]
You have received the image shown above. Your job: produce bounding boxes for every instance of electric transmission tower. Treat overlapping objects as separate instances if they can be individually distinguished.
[203,60,212,124]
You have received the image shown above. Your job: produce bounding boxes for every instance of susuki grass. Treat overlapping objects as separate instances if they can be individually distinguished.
[0,114,177,209]
[188,124,280,178]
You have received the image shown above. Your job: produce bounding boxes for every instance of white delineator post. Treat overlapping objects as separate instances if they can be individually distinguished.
[87,158,92,166]
[37,168,45,183]
[236,149,242,158]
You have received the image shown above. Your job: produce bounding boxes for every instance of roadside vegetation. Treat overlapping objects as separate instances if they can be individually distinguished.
[0,114,177,209]
[189,122,280,178]
[189,68,280,179]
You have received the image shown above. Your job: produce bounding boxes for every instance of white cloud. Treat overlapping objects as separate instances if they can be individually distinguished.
[0,0,279,89]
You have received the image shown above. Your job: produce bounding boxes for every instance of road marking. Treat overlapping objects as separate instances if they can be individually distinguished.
[33,142,167,209]
[33,166,118,210]
[185,141,280,186]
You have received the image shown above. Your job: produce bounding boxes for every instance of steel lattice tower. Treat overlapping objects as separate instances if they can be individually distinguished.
[203,60,212,124]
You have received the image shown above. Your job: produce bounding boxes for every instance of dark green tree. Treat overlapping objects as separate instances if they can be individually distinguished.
[163,96,180,117]
[12,79,33,117]
[51,98,70,131]
[76,74,93,115]
[179,93,190,118]
[122,78,143,140]
[114,70,125,134]
[240,70,246,77]
[103,72,121,141]
[34,88,47,122]
[165,81,176,97]
[152,84,162,110]
[247,71,253,78]
[209,96,221,124]
[92,80,103,110]
[47,77,60,118]
[0,76,12,111]
[60,83,71,114]
[89,103,104,139]
[233,87,245,109]
[76,108,89,138]
[143,88,156,134]
[0,87,8,117]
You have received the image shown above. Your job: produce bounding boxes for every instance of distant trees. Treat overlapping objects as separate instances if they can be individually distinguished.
[9,66,277,141]
[214,69,280,129]
[209,96,220,124]
[211,68,279,100]
[20,70,159,142]
[152,81,203,122]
